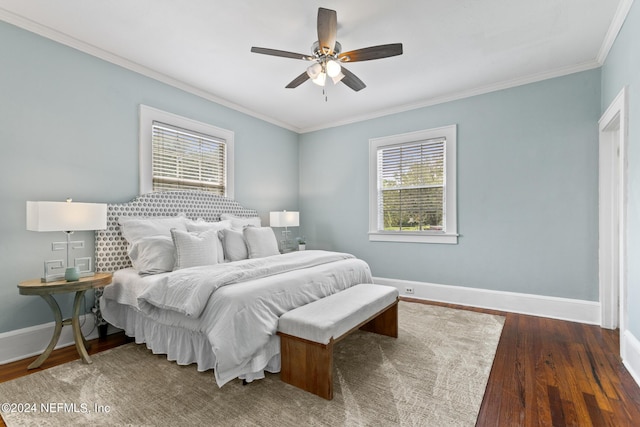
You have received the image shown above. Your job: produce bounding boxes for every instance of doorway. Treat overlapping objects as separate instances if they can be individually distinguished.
[598,87,627,354]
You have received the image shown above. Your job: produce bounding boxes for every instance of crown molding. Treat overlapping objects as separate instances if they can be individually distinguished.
[2,1,631,136]
[0,8,300,133]
[597,0,635,64]
[300,60,601,133]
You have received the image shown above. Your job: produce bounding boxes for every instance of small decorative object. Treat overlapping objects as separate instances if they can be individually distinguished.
[297,236,306,251]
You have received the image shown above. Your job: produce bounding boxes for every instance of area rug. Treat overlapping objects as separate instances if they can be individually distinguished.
[0,301,504,426]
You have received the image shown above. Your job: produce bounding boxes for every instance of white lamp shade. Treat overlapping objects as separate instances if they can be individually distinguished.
[306,62,323,79]
[326,60,341,78]
[269,211,299,228]
[332,71,345,84]
[311,72,326,87]
[27,201,107,232]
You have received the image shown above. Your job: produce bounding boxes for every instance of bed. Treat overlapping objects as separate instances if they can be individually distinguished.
[95,191,373,387]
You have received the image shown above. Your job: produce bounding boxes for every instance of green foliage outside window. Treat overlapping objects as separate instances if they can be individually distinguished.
[379,139,445,231]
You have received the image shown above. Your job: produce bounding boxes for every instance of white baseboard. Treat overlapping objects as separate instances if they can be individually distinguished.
[0,315,120,365]
[374,277,601,325]
[622,330,640,387]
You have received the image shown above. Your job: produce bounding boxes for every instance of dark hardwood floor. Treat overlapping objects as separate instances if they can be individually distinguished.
[1,300,639,426]
[471,306,640,426]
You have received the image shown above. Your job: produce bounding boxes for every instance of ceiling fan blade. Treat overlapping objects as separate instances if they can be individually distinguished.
[317,8,337,55]
[285,71,310,88]
[251,47,312,61]
[338,43,403,62]
[340,67,366,92]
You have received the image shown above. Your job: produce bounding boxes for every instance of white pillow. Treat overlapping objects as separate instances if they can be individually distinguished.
[219,213,261,230]
[119,215,188,244]
[243,227,280,258]
[219,228,248,261]
[128,235,175,275]
[171,228,219,270]
[186,219,232,264]
[186,219,232,233]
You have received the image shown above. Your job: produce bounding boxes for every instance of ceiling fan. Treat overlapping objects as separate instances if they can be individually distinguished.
[251,7,403,92]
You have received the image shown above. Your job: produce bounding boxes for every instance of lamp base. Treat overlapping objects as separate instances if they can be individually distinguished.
[65,266,80,282]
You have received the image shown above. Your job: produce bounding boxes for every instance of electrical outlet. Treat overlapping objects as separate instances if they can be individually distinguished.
[405,286,414,294]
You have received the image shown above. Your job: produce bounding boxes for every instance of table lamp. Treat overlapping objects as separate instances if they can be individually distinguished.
[269,210,299,252]
[27,199,107,282]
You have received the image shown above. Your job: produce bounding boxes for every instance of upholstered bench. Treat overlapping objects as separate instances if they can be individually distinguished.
[277,283,399,399]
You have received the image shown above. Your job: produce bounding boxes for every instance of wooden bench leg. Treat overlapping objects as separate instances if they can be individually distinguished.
[360,300,398,338]
[279,333,334,400]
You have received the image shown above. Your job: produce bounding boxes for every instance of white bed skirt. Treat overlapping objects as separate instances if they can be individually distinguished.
[100,297,281,384]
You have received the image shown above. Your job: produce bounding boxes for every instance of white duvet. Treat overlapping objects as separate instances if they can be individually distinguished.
[102,250,373,386]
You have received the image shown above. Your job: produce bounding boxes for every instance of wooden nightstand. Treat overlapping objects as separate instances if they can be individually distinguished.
[18,272,112,369]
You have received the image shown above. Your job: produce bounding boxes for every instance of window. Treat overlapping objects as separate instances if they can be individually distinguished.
[369,125,457,244]
[139,105,234,197]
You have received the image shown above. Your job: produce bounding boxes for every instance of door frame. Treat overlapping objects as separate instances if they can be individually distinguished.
[598,87,628,348]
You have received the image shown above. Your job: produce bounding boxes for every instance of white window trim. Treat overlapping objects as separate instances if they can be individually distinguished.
[368,125,458,244]
[139,104,234,197]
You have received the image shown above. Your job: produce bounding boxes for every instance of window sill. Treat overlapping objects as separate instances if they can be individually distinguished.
[368,231,458,244]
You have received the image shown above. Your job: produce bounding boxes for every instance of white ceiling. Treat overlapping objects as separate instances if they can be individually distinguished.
[0,0,628,133]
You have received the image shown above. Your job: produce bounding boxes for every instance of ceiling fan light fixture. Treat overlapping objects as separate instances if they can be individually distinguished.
[311,72,327,86]
[251,8,403,93]
[331,71,345,84]
[326,59,342,78]
[306,62,323,79]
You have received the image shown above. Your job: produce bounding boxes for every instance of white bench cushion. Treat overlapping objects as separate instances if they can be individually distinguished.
[278,284,399,345]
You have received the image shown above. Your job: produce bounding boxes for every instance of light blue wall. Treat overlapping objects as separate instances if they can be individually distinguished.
[0,21,299,334]
[299,69,601,301]
[0,11,622,337]
[601,1,640,336]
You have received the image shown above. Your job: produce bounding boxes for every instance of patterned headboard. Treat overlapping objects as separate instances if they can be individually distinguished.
[95,190,258,272]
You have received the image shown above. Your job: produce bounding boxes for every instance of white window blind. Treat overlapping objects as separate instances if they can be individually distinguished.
[151,121,227,194]
[377,138,446,232]
[369,125,457,244]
